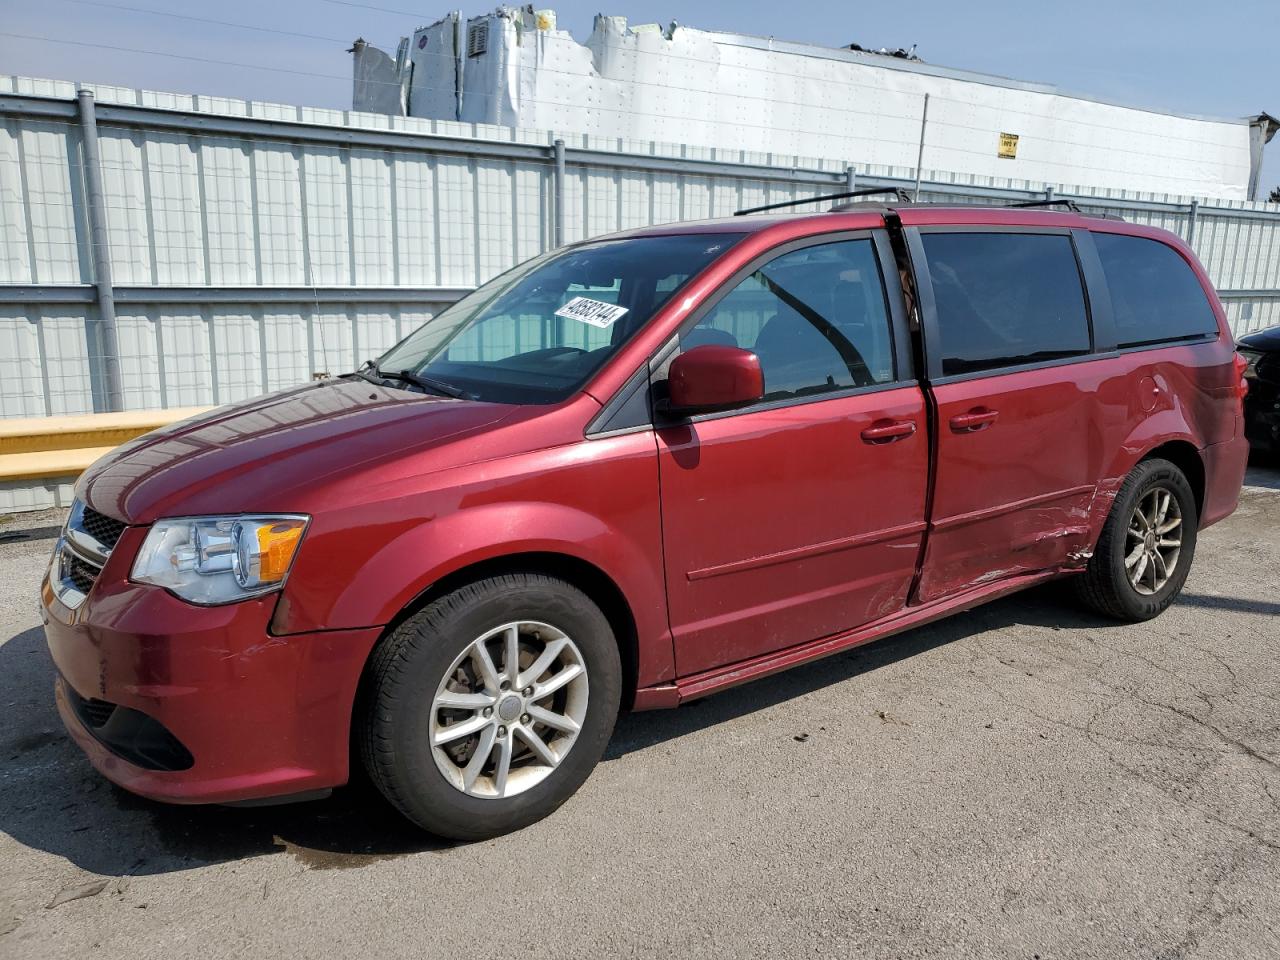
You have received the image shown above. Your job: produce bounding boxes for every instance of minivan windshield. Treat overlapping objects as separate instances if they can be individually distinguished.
[375,233,743,404]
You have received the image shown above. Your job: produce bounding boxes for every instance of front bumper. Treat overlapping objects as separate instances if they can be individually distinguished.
[41,529,381,805]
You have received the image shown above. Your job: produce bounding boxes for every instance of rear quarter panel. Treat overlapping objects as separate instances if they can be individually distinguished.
[1079,220,1242,538]
[1082,338,1239,542]
[901,210,1242,571]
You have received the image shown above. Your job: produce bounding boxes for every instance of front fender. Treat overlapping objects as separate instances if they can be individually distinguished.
[328,501,629,628]
[272,431,673,686]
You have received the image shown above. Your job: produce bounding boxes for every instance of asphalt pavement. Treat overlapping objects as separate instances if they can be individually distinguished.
[2,463,1279,959]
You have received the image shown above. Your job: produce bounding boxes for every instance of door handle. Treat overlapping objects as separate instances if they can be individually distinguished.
[861,419,917,444]
[949,408,999,432]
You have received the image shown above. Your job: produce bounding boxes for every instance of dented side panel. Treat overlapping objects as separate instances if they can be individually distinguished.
[916,338,1237,602]
[915,368,1103,603]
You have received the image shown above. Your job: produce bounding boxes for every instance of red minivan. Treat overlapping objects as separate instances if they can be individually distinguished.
[41,200,1251,839]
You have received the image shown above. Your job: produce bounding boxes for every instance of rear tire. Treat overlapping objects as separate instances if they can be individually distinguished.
[358,573,621,840]
[1075,458,1198,621]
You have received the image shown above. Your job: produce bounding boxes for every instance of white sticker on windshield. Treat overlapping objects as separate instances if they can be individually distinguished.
[554,296,629,329]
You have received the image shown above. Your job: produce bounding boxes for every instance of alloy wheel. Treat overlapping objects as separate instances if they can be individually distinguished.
[1124,486,1183,596]
[429,621,589,799]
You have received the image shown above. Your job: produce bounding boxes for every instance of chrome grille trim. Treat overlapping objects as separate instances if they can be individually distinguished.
[49,499,119,610]
[50,538,99,610]
[63,500,113,565]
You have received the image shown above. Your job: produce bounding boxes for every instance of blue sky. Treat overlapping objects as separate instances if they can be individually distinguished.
[1,0,1275,195]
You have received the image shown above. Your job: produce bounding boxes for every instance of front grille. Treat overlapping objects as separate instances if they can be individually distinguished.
[64,550,99,596]
[80,506,126,552]
[52,500,126,609]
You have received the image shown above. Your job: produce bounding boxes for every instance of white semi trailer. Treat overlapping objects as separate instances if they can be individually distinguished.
[352,7,1275,201]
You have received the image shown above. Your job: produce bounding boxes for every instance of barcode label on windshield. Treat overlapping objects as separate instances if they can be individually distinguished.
[554,297,629,329]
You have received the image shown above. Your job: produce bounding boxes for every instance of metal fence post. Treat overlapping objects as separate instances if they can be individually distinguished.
[76,88,124,412]
[3,86,1280,426]
[552,138,566,248]
[913,93,929,201]
[845,166,856,192]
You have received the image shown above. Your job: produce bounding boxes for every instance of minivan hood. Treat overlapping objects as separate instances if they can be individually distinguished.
[79,379,516,523]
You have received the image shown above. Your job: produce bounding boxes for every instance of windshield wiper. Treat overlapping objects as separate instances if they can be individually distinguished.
[351,360,381,385]
[369,362,467,399]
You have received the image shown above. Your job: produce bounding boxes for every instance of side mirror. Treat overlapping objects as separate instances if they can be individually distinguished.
[665,344,764,416]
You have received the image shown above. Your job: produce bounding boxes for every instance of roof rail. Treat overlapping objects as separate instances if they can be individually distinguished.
[1005,198,1082,212]
[733,187,912,216]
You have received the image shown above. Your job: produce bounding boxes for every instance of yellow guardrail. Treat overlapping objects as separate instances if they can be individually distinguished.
[0,408,210,482]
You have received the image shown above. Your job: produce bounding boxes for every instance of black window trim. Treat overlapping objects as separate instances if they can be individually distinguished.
[586,228,913,436]
[1112,331,1221,354]
[906,224,1103,385]
[584,364,652,438]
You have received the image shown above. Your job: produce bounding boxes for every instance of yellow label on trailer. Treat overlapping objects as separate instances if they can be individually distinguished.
[998,132,1019,159]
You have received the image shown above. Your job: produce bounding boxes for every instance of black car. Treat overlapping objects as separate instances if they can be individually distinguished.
[1238,325,1280,457]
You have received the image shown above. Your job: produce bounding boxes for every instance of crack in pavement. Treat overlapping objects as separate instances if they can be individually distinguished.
[1129,694,1280,776]
[960,636,1280,856]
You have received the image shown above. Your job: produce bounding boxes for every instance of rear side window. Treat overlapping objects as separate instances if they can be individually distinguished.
[921,233,1091,376]
[1093,233,1219,348]
[680,238,896,399]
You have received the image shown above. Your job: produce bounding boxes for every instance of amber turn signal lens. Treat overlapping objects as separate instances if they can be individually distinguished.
[255,520,306,583]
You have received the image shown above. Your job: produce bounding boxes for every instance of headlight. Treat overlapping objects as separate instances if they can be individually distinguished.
[131,515,309,605]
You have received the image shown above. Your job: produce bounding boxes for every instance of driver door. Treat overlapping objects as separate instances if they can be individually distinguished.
[654,233,930,678]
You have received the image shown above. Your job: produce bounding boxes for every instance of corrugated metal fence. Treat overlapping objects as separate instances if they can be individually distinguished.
[3,73,1279,429]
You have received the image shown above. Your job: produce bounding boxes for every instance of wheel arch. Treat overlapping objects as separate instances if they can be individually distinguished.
[1074,437,1204,622]
[1139,438,1205,522]
[1087,431,1207,551]
[368,551,642,712]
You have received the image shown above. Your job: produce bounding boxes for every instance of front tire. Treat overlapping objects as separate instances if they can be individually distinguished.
[358,573,621,840]
[1075,458,1198,621]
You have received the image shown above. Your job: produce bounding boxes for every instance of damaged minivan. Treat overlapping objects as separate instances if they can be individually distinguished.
[42,198,1250,839]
